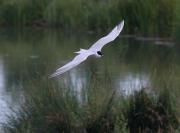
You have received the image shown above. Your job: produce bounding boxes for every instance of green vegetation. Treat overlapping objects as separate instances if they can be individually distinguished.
[174,0,180,41]
[2,76,127,133]
[0,0,177,36]
[2,77,179,133]
[0,1,180,132]
[126,89,179,133]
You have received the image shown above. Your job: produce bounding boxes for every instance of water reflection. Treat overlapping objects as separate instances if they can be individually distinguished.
[117,73,150,95]
[59,68,87,102]
[0,57,5,91]
[0,56,12,126]
[0,29,179,127]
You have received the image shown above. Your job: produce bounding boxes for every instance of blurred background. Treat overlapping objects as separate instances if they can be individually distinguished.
[0,0,179,36]
[0,0,180,132]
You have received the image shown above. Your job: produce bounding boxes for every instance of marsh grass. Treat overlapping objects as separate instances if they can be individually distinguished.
[125,89,179,133]
[0,0,177,36]
[2,75,179,133]
[2,74,127,133]
[174,0,180,41]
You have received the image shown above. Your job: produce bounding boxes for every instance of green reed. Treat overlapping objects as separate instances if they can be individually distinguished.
[2,71,126,133]
[0,0,177,36]
[2,75,179,133]
[174,0,180,41]
[125,89,179,133]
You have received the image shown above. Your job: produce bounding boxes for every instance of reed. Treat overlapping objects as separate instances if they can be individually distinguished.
[2,74,127,133]
[2,77,179,132]
[0,0,177,36]
[125,89,179,133]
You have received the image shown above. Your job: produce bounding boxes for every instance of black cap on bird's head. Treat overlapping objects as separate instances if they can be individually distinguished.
[97,51,103,56]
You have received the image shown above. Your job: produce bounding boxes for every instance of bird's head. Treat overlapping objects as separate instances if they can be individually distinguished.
[96,51,103,57]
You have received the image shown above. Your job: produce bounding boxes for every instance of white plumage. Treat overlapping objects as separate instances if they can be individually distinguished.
[50,20,124,78]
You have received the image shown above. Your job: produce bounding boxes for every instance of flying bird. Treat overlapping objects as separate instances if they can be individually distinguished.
[50,20,124,78]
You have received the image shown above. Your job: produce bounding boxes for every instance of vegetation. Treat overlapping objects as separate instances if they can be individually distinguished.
[2,75,126,133]
[0,0,177,36]
[2,77,179,133]
[0,1,180,132]
[125,89,179,133]
[174,0,180,41]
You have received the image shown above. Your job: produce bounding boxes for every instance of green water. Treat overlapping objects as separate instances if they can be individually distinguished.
[0,29,180,126]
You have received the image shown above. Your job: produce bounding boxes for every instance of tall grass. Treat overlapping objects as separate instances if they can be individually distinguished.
[174,0,180,41]
[0,0,177,36]
[125,89,179,133]
[2,74,127,133]
[2,77,179,132]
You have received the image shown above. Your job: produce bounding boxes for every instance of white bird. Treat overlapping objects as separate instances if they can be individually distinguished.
[50,20,124,78]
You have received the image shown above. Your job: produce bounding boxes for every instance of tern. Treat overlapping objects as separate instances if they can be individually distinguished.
[50,20,124,78]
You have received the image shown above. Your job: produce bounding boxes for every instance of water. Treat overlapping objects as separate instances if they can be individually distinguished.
[0,29,180,128]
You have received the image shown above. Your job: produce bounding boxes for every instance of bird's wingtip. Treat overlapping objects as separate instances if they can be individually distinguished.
[48,72,59,78]
[117,20,124,30]
[49,70,64,78]
[121,20,124,23]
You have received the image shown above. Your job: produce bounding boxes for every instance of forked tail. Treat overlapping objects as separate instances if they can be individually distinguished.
[74,48,88,54]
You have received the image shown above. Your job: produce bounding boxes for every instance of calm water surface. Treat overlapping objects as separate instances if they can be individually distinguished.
[0,29,180,127]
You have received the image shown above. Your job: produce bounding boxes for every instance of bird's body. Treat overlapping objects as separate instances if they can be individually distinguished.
[50,20,124,78]
[75,49,102,58]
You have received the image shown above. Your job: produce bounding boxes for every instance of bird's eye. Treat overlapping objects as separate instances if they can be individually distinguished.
[97,51,102,55]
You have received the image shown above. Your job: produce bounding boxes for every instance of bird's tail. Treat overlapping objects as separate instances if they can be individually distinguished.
[74,48,87,54]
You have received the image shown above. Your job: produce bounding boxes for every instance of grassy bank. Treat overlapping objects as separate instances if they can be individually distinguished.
[2,77,179,133]
[0,0,177,36]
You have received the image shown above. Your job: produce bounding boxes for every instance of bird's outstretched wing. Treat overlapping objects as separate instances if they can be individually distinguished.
[49,52,92,78]
[89,20,124,51]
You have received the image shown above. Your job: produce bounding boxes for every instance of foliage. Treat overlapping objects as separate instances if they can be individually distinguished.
[0,0,177,36]
[2,79,179,133]
[2,75,127,133]
[125,89,179,133]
